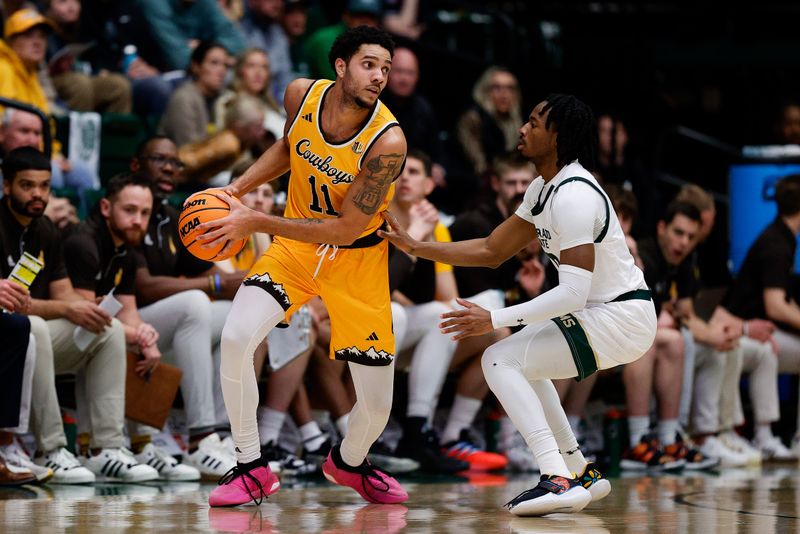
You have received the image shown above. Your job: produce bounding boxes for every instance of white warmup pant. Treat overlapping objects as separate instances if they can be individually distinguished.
[679,327,696,429]
[138,290,231,433]
[400,290,504,422]
[720,336,779,430]
[398,300,457,420]
[772,329,800,434]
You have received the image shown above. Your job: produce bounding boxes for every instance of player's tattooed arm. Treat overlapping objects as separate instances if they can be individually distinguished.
[352,153,404,215]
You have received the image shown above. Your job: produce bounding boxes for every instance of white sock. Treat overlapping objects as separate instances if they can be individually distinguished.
[441,395,483,444]
[335,414,349,438]
[300,422,327,451]
[754,423,773,443]
[527,427,571,478]
[657,419,679,446]
[257,407,286,446]
[628,416,650,447]
[567,414,583,441]
[552,419,587,475]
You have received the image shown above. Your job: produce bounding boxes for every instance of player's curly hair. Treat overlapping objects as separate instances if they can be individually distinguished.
[328,25,395,72]
[542,94,597,171]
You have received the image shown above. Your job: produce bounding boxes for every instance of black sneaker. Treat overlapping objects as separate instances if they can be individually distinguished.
[302,434,333,470]
[395,423,469,474]
[505,474,592,516]
[621,437,685,472]
[575,462,611,502]
[368,439,420,474]
[260,441,317,476]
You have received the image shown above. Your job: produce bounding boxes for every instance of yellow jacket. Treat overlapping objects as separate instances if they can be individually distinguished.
[0,39,49,114]
[0,39,62,156]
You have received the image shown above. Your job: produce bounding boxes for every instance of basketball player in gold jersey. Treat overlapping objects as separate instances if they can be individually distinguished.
[196,27,408,507]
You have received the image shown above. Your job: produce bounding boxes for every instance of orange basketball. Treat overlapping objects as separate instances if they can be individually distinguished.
[178,191,247,261]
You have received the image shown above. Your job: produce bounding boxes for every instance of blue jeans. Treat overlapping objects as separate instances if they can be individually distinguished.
[132,74,185,117]
[51,159,99,214]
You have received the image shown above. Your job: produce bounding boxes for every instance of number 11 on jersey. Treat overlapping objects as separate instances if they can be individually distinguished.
[308,175,338,216]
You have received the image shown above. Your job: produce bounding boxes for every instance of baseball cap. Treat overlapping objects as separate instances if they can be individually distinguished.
[4,8,53,40]
[346,0,382,16]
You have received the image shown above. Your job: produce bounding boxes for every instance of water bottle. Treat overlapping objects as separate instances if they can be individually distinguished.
[484,407,503,453]
[62,410,78,454]
[603,408,624,476]
[122,44,138,74]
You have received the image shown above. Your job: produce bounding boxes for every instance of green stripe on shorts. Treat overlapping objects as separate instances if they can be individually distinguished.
[551,313,598,382]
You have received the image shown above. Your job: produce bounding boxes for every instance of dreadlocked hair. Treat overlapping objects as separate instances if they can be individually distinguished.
[542,94,597,171]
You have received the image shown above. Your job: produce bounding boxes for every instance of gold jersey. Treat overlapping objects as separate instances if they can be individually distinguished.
[285,79,400,239]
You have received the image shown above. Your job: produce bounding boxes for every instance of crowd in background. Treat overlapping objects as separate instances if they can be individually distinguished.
[2,0,800,488]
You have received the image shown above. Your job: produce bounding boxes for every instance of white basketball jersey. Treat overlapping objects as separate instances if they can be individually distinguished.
[515,161,646,303]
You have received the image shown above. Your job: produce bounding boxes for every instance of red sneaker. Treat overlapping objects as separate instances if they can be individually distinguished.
[322,446,408,504]
[442,430,508,471]
[208,457,280,507]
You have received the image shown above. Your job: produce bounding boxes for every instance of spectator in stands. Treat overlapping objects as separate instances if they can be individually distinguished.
[456,66,522,180]
[724,174,800,457]
[448,152,531,302]
[383,0,423,40]
[282,0,310,79]
[239,0,293,105]
[180,94,266,189]
[130,136,243,476]
[0,146,158,483]
[218,0,245,21]
[629,201,732,470]
[62,173,201,480]
[44,0,132,114]
[214,48,286,141]
[691,301,784,464]
[0,9,98,204]
[673,184,785,463]
[304,0,381,80]
[380,46,445,188]
[596,113,652,234]
[389,149,508,473]
[605,183,642,267]
[75,0,179,117]
[0,286,40,485]
[137,0,244,74]
[159,42,231,147]
[774,100,800,145]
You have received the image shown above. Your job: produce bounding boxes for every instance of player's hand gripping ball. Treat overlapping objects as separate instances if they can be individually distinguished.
[178,191,246,261]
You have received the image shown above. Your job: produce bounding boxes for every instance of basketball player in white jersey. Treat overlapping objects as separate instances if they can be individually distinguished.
[381,94,657,516]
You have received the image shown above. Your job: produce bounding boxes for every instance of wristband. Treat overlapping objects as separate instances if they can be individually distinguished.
[214,273,222,295]
[208,275,215,294]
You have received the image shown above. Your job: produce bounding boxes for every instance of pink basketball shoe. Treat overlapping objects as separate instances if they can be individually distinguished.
[322,446,408,504]
[208,457,280,507]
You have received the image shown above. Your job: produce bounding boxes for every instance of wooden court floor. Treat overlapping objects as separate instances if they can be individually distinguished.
[1,466,798,533]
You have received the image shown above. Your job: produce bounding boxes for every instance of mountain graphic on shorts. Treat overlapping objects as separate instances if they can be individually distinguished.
[242,272,292,310]
[334,345,394,366]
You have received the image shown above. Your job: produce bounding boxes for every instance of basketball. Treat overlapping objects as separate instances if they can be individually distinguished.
[178,191,247,261]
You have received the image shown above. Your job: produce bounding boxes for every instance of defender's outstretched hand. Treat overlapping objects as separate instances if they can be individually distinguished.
[379,211,419,254]
[439,298,494,340]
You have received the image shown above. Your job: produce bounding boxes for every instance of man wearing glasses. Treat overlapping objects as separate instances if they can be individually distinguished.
[129,136,245,479]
